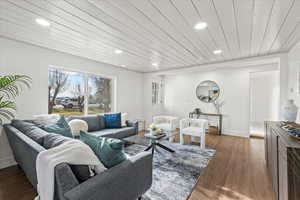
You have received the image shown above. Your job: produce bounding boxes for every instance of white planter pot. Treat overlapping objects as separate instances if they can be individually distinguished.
[282,100,298,122]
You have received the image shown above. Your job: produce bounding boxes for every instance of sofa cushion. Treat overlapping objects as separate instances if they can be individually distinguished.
[43,133,71,149]
[68,115,103,132]
[80,131,127,168]
[104,113,122,128]
[89,127,136,139]
[97,115,106,130]
[11,120,49,145]
[42,116,73,138]
[42,133,91,183]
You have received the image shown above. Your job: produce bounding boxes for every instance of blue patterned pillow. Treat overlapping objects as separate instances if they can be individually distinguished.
[80,131,126,168]
[42,116,73,138]
[104,113,121,128]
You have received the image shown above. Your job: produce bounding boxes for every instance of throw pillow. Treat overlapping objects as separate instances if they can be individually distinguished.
[43,133,71,149]
[68,119,88,137]
[11,120,49,145]
[80,131,126,168]
[121,113,128,127]
[42,116,73,138]
[104,113,121,128]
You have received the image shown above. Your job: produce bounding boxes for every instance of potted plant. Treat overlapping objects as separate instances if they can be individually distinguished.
[148,123,160,135]
[0,75,31,125]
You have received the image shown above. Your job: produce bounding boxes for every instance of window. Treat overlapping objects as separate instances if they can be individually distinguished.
[88,75,112,114]
[152,81,161,105]
[48,68,113,116]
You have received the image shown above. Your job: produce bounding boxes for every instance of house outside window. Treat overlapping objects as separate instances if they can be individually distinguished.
[48,68,114,116]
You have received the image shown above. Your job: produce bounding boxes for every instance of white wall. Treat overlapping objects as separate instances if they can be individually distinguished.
[249,71,280,136]
[0,37,144,168]
[288,42,300,121]
[163,64,279,137]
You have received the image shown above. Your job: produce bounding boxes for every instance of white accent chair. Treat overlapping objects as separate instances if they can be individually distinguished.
[180,118,208,149]
[153,115,179,142]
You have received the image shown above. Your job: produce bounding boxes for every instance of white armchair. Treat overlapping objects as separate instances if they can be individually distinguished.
[180,118,208,149]
[153,115,179,142]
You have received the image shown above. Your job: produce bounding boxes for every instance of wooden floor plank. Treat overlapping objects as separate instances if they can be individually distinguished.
[0,134,275,200]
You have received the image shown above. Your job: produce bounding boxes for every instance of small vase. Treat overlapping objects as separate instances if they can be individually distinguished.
[282,99,298,122]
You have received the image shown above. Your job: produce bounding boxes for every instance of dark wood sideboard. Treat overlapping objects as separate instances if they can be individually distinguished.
[265,122,300,200]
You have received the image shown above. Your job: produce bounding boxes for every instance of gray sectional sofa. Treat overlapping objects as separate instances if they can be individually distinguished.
[4,115,152,200]
[67,115,139,139]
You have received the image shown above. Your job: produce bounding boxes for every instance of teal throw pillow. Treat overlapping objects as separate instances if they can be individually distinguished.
[42,116,73,138]
[80,131,126,168]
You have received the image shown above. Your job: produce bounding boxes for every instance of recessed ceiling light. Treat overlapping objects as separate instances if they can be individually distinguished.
[152,63,158,67]
[121,65,126,67]
[213,49,222,54]
[194,22,207,30]
[35,18,50,27]
[114,49,123,54]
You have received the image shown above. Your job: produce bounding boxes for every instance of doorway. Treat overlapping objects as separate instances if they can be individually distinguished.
[249,70,280,137]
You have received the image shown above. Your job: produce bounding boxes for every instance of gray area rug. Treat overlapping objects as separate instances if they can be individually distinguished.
[125,141,215,200]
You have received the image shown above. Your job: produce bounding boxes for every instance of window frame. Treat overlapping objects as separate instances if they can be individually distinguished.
[152,81,162,105]
[48,65,117,115]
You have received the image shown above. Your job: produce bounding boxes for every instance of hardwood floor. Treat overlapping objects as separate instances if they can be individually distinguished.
[0,134,275,200]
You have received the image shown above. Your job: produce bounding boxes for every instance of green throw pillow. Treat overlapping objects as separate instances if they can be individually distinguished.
[42,116,73,138]
[80,131,127,168]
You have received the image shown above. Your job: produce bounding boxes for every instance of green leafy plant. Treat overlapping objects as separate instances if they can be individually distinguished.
[0,75,31,125]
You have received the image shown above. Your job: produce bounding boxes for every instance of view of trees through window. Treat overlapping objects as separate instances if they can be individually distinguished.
[48,68,112,116]
[152,82,160,105]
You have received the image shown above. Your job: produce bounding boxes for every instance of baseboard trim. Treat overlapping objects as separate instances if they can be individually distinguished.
[250,135,265,139]
[223,129,249,138]
[0,157,16,169]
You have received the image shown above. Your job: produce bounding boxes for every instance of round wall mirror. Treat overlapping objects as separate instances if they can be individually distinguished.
[196,80,220,103]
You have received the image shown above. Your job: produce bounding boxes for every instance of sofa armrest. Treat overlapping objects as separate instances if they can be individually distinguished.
[64,152,153,200]
[126,120,139,134]
[54,163,80,200]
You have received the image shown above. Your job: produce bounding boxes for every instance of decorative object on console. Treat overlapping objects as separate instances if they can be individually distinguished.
[281,99,298,122]
[0,75,31,125]
[196,80,220,103]
[280,122,300,140]
[213,99,225,114]
[68,119,88,137]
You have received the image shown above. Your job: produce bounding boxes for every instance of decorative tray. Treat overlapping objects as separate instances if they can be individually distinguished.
[280,122,300,141]
[289,134,300,141]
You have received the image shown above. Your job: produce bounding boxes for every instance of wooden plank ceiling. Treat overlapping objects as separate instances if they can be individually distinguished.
[1,0,300,72]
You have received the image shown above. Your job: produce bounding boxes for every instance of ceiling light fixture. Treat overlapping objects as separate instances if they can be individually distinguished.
[114,49,123,54]
[35,18,50,27]
[213,49,222,54]
[121,65,126,67]
[152,63,158,67]
[194,22,207,30]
